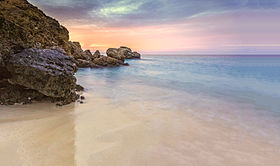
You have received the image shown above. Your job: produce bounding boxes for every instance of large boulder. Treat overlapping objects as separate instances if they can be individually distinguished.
[0,0,92,80]
[124,51,141,59]
[4,48,78,98]
[106,56,125,66]
[66,41,92,60]
[76,59,100,68]
[93,55,125,67]
[132,52,141,59]
[120,46,132,52]
[106,46,141,60]
[118,48,129,57]
[107,48,125,62]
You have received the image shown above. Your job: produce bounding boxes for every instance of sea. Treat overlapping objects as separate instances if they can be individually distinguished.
[1,55,280,166]
[78,55,280,139]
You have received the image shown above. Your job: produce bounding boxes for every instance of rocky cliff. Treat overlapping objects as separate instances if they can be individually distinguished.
[0,0,141,105]
[0,0,84,105]
[0,0,69,57]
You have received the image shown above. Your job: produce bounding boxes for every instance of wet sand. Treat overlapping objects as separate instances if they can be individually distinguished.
[0,92,280,166]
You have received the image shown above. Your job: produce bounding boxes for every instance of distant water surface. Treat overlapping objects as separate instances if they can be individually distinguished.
[78,55,280,134]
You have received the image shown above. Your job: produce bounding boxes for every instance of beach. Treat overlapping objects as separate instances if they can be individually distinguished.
[1,0,279,165]
[1,55,280,166]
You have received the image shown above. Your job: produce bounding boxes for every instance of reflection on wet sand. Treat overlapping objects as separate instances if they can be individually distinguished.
[0,92,280,166]
[0,103,76,166]
[74,94,280,166]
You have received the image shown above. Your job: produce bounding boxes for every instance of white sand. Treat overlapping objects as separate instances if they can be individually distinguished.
[0,92,279,166]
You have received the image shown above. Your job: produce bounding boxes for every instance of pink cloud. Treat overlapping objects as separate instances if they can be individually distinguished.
[65,9,280,54]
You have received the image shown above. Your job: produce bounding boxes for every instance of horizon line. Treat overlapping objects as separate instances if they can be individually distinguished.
[141,54,280,56]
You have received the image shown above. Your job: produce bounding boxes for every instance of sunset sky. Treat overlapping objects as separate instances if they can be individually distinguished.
[29,0,280,54]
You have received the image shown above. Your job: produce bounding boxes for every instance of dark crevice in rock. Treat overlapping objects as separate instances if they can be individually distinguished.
[0,67,12,79]
[0,79,46,105]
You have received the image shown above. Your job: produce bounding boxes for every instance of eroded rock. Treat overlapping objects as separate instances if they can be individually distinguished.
[0,79,46,105]
[76,59,100,68]
[106,47,141,60]
[107,48,125,62]
[93,50,101,59]
[132,52,141,59]
[5,48,78,98]
[0,0,142,106]
[0,0,70,57]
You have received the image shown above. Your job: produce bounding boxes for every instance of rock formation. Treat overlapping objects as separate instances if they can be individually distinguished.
[74,46,141,68]
[0,0,86,105]
[0,0,141,105]
[0,79,46,105]
[106,47,141,60]
[0,0,69,58]
[5,48,78,98]
[106,48,126,62]
[119,46,141,59]
[1,48,82,105]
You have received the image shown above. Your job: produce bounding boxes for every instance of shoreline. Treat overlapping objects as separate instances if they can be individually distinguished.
[0,1,279,165]
[1,90,280,165]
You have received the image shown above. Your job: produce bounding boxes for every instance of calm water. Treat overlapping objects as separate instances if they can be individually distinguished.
[77,55,280,143]
[1,55,280,166]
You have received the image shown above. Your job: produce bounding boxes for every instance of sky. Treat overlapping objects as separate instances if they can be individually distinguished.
[29,0,280,54]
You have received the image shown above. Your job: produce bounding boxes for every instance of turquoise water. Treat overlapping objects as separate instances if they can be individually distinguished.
[77,55,280,143]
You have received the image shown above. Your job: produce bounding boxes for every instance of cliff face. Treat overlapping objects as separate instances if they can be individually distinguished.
[0,0,141,105]
[0,0,83,105]
[0,0,138,69]
[0,0,70,57]
[0,0,75,80]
